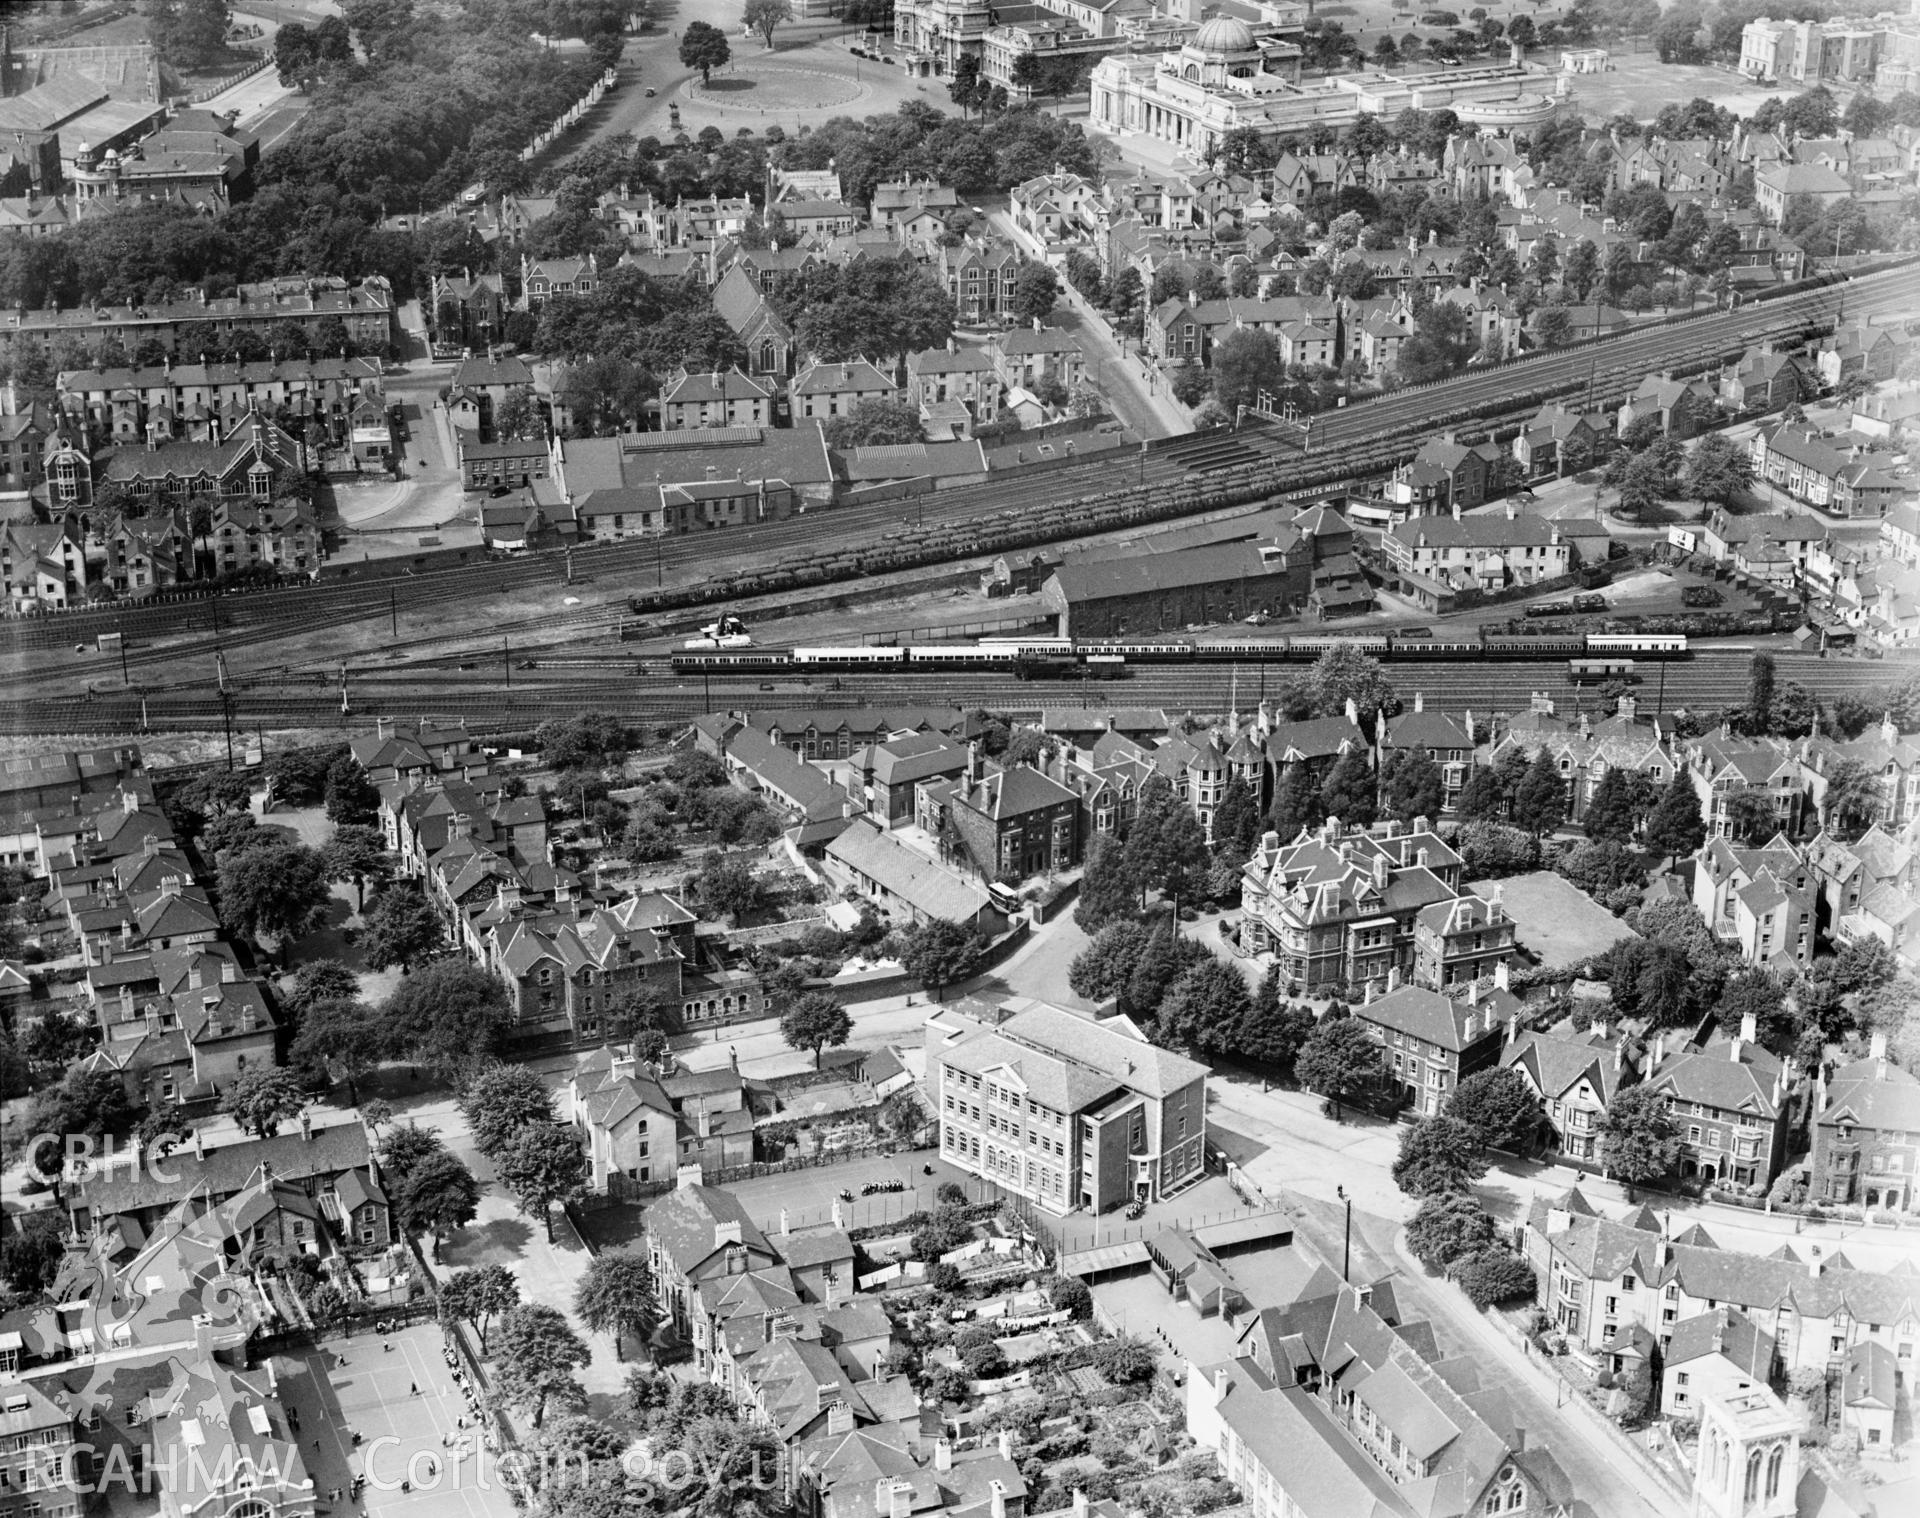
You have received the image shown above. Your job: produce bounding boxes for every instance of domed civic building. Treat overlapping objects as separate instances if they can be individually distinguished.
[1091,13,1558,162]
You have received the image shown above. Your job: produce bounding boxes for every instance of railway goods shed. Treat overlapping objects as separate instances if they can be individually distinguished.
[1041,506,1356,637]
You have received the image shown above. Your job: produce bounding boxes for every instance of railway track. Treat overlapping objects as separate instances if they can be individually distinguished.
[16,650,1916,738]
[7,260,1914,694]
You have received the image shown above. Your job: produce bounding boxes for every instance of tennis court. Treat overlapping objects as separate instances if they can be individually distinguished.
[273,1322,516,1518]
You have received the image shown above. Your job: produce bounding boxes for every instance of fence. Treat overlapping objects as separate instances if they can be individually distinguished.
[191,52,271,104]
[519,67,619,163]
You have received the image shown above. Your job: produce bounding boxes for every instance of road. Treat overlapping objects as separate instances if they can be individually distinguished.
[990,209,1191,440]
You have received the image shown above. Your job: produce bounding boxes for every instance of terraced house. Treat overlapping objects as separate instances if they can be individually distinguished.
[1188,1269,1576,1518]
[925,1000,1208,1213]
[1522,1186,1920,1377]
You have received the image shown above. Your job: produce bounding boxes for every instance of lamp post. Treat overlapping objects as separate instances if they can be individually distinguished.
[1335,1183,1352,1285]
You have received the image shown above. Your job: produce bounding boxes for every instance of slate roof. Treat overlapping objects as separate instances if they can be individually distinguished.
[1664,1306,1774,1380]
[826,818,996,925]
[1388,513,1562,551]
[644,1183,774,1276]
[74,1121,372,1217]
[999,1002,1207,1100]
[1356,984,1516,1054]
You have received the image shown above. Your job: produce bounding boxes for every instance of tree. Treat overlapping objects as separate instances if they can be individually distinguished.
[385,961,513,1076]
[1296,1016,1388,1106]
[1319,749,1377,827]
[1445,1068,1544,1154]
[1125,917,1205,1021]
[1392,1115,1488,1197]
[152,0,234,69]
[1091,1335,1157,1383]
[1582,767,1638,844]
[495,1124,587,1243]
[1236,966,1314,1066]
[1309,646,1397,730]
[535,713,628,771]
[680,20,732,83]
[1068,920,1151,1003]
[1123,776,1211,904]
[1715,969,1793,1052]
[1597,1083,1682,1190]
[395,1151,481,1258]
[1455,1248,1536,1308]
[1529,304,1573,349]
[1645,770,1707,867]
[1211,775,1261,854]
[1269,763,1321,842]
[0,1211,67,1300]
[1821,757,1885,839]
[1155,956,1253,1054]
[320,824,392,912]
[780,991,852,1067]
[1011,263,1062,328]
[493,1303,590,1428]
[282,960,363,1027]
[28,1069,141,1191]
[899,919,980,1000]
[274,21,319,87]
[358,881,445,971]
[323,756,380,826]
[462,1065,556,1160]
[1395,301,1476,385]
[574,1252,658,1360]
[220,1067,306,1139]
[1209,328,1285,413]
[1722,787,1779,847]
[379,1123,446,1199]
[1380,749,1443,822]
[822,399,923,450]
[265,743,345,808]
[218,841,331,958]
[1744,653,1776,737]
[290,998,387,1101]
[1511,750,1566,836]
[1406,1191,1498,1272]
[696,857,763,926]
[744,0,790,48]
[441,1265,520,1354]
[1682,434,1752,506]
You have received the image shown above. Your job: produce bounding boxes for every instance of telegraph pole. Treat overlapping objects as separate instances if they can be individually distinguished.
[215,651,235,771]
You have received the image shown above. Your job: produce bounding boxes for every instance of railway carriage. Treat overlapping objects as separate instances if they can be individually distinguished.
[667,630,1691,676]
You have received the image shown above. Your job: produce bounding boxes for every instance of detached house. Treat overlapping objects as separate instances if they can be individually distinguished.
[1504,1017,1637,1163]
[1810,1034,1920,1212]
[1351,975,1517,1116]
[991,324,1088,393]
[519,253,598,308]
[1720,344,1803,413]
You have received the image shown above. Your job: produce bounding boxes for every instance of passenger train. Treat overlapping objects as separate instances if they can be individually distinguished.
[669,631,1689,677]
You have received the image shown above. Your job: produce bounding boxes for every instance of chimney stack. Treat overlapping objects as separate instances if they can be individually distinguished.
[934,1439,953,1473]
